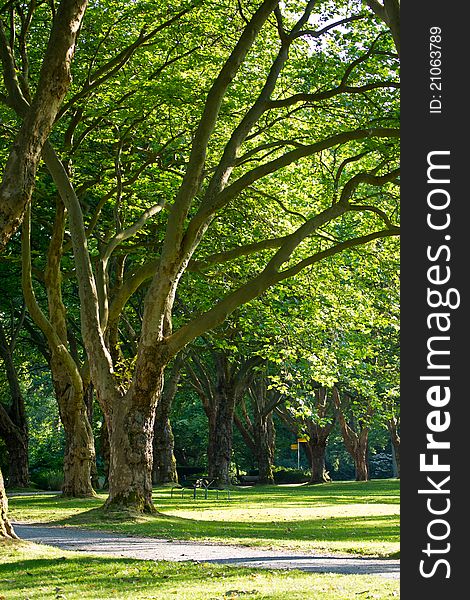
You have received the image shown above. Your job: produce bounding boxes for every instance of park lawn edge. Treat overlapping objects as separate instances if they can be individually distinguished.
[7,480,400,558]
[0,540,400,600]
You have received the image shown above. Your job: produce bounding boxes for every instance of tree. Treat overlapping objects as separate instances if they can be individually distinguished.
[277,387,336,484]
[0,466,17,538]
[0,0,88,249]
[332,385,371,481]
[188,342,262,486]
[21,199,96,496]
[152,355,184,485]
[235,372,282,484]
[364,0,399,53]
[2,0,399,511]
[0,309,29,487]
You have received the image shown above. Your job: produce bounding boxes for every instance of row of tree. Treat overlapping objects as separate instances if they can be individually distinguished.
[0,260,400,487]
[1,0,400,537]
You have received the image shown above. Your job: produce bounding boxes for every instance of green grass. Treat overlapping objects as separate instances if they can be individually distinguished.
[8,479,400,557]
[0,540,400,600]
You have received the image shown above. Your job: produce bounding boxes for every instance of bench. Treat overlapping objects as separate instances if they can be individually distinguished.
[171,477,231,500]
[238,475,260,485]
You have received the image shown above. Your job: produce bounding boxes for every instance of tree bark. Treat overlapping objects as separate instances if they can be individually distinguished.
[0,0,89,250]
[332,386,370,481]
[253,410,275,484]
[365,0,400,54]
[152,356,182,485]
[99,416,110,488]
[247,377,280,485]
[189,350,262,488]
[3,431,29,489]
[207,379,236,487]
[388,417,400,478]
[305,438,331,484]
[352,430,370,481]
[104,367,164,513]
[0,467,18,539]
[84,383,100,489]
[53,365,96,497]
[0,320,30,488]
[21,199,96,497]
[153,415,178,485]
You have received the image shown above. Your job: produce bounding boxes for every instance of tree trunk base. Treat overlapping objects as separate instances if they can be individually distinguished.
[103,491,157,516]
[308,475,331,484]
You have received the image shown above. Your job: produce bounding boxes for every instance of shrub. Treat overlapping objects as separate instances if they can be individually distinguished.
[30,468,64,491]
[369,452,395,479]
[273,467,309,484]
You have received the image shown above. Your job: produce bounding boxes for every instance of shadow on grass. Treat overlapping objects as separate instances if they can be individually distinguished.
[8,480,400,557]
[42,506,399,546]
[0,553,262,598]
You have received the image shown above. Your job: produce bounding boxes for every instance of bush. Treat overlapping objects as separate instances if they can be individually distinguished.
[176,465,206,478]
[369,452,395,479]
[30,468,64,491]
[273,467,309,484]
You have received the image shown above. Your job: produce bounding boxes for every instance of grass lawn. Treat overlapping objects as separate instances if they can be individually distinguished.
[0,540,400,600]
[8,479,399,557]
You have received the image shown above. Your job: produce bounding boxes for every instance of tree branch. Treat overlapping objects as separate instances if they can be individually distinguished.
[0,0,88,250]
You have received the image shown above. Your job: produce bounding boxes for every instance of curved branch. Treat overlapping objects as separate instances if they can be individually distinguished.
[192,128,399,227]
[41,141,116,406]
[57,6,193,118]
[0,0,88,250]
[167,224,399,356]
[21,203,83,394]
[160,0,279,264]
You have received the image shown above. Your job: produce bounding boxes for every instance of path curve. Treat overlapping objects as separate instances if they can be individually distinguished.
[13,523,399,579]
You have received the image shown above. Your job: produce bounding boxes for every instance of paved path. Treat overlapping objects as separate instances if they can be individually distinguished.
[13,523,399,579]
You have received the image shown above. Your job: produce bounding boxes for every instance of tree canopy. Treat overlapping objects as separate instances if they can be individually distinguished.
[0,0,400,513]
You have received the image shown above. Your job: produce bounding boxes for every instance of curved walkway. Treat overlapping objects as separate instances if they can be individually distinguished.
[13,523,400,579]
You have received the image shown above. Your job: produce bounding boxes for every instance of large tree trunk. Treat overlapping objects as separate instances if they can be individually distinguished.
[104,369,164,513]
[207,354,237,487]
[22,198,96,497]
[60,399,96,497]
[352,430,370,481]
[0,411,30,489]
[190,352,259,489]
[53,366,96,497]
[254,411,275,484]
[153,357,182,485]
[305,413,334,484]
[0,467,18,539]
[305,439,330,484]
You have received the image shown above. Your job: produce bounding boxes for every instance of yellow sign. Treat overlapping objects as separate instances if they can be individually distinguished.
[290,443,298,450]
[297,438,308,443]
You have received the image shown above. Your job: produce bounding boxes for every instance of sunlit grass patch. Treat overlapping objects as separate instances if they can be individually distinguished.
[0,541,400,600]
[8,479,400,557]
